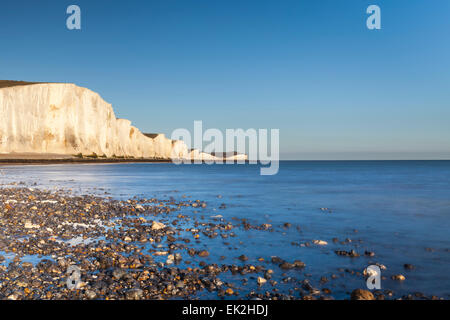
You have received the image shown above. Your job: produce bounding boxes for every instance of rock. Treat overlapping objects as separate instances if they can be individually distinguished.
[261,224,272,230]
[238,255,248,261]
[351,289,375,300]
[264,269,274,279]
[112,268,127,280]
[174,253,182,262]
[392,274,406,281]
[363,267,380,277]
[279,262,295,270]
[313,240,328,246]
[271,256,284,264]
[125,288,143,300]
[151,221,166,230]
[404,264,415,270]
[322,288,332,294]
[166,235,176,242]
[7,293,20,300]
[198,250,209,257]
[293,260,306,268]
[24,221,40,229]
[335,250,359,257]
[376,263,387,270]
[257,277,267,285]
[153,251,168,256]
[85,290,97,299]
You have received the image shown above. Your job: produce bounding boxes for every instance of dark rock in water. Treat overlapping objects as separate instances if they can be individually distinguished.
[335,250,359,257]
[293,260,306,268]
[238,255,248,261]
[322,288,332,294]
[351,289,375,300]
[166,235,176,242]
[125,288,143,300]
[392,274,406,281]
[264,269,274,279]
[364,251,375,257]
[349,250,359,257]
[404,264,415,270]
[301,280,314,291]
[174,253,182,262]
[279,262,295,270]
[271,256,285,264]
[198,250,210,257]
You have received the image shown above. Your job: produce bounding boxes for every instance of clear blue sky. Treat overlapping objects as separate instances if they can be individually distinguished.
[1,0,449,159]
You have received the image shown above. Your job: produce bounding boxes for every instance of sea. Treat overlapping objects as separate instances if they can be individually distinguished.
[0,160,449,299]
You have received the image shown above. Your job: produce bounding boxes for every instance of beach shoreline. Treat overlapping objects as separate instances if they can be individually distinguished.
[0,185,444,300]
[0,158,173,166]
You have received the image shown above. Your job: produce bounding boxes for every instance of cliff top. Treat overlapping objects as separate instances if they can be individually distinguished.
[0,80,50,89]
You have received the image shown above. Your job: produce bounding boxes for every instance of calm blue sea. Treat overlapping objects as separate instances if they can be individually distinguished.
[1,161,449,299]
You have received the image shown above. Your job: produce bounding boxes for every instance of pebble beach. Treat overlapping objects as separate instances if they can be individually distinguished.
[0,182,445,300]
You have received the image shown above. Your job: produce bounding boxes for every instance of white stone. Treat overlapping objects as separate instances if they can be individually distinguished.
[257,277,267,285]
[24,221,40,229]
[151,221,166,230]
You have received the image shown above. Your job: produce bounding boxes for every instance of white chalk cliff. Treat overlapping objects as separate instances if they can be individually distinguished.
[0,82,246,160]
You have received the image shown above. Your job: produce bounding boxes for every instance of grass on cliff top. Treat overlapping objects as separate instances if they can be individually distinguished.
[0,80,50,89]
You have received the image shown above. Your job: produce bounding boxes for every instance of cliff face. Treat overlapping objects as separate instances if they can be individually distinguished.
[0,83,189,158]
